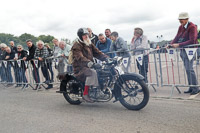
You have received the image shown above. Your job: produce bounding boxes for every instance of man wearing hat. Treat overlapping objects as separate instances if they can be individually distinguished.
[170,12,199,95]
[69,28,108,102]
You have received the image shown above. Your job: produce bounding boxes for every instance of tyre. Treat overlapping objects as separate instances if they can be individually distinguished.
[61,77,83,105]
[118,75,149,110]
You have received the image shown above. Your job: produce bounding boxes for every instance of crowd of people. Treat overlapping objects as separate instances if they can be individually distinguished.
[0,39,73,90]
[0,12,199,98]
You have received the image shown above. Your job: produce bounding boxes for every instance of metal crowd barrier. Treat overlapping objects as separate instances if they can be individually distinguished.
[158,44,200,96]
[0,59,32,89]
[0,56,73,91]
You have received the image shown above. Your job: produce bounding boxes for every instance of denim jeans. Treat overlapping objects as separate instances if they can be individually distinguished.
[5,64,13,83]
[0,66,6,82]
[15,67,27,84]
[41,64,50,81]
[47,62,54,81]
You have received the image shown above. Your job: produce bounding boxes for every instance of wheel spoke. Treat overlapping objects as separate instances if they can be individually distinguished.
[66,80,82,101]
[121,79,145,106]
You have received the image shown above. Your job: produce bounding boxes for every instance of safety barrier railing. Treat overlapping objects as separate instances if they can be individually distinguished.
[0,59,33,89]
[158,44,200,96]
[0,56,73,90]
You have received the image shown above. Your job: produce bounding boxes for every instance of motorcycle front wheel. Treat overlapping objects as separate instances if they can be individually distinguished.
[118,75,149,110]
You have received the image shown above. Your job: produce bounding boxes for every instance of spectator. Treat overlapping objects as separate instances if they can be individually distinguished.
[0,43,7,82]
[57,41,72,74]
[35,40,53,89]
[156,45,160,50]
[9,41,18,86]
[105,29,112,39]
[23,39,40,90]
[96,33,114,58]
[52,38,60,70]
[9,41,17,53]
[5,47,15,86]
[52,38,60,57]
[170,12,199,95]
[87,28,98,45]
[14,45,28,88]
[110,31,130,72]
[130,27,150,83]
[44,43,54,82]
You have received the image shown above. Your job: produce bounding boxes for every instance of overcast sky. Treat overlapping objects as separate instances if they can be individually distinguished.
[0,0,200,43]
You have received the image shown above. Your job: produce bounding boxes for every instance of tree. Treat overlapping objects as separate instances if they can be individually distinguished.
[38,35,54,43]
[38,35,55,48]
[19,33,38,45]
[0,33,20,45]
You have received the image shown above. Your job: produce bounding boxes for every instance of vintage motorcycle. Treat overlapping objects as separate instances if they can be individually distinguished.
[57,57,149,110]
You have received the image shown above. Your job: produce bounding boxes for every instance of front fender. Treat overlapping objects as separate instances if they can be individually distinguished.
[121,73,144,80]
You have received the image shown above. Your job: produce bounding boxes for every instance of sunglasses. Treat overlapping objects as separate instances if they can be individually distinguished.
[17,48,22,49]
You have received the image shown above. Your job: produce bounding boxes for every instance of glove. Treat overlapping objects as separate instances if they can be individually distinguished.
[87,61,94,68]
[87,61,101,69]
[106,58,113,63]
[93,63,102,69]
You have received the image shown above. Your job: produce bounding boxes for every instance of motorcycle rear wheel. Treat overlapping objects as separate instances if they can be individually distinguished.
[61,78,82,105]
[118,75,149,110]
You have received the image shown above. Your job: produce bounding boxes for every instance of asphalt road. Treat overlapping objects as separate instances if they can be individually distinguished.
[0,85,200,133]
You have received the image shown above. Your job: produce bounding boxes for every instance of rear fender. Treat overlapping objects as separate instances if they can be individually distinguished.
[59,74,77,92]
[57,73,74,81]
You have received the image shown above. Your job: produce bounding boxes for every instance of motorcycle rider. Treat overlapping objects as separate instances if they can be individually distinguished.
[71,28,108,102]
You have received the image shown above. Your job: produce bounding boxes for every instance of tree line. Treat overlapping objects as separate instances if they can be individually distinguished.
[0,33,70,49]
